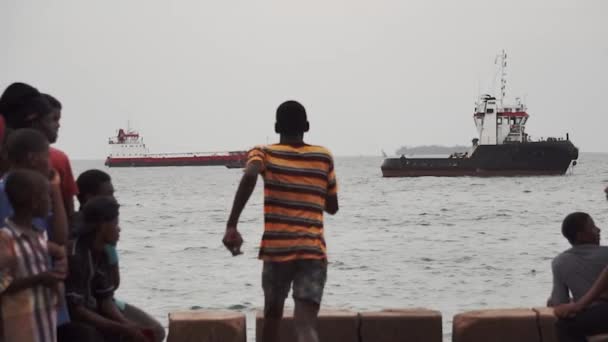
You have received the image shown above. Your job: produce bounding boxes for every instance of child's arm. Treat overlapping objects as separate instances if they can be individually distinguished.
[555,265,608,317]
[49,170,68,245]
[105,244,120,288]
[4,271,64,294]
[0,235,15,270]
[71,301,148,342]
[0,234,16,293]
[47,241,68,275]
[224,160,262,255]
[325,156,339,215]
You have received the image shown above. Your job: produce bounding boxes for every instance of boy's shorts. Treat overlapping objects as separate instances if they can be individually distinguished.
[262,259,327,305]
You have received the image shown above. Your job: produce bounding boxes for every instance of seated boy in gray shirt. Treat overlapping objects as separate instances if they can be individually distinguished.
[548,212,608,341]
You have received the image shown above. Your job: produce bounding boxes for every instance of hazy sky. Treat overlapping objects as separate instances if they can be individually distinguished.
[1,0,606,158]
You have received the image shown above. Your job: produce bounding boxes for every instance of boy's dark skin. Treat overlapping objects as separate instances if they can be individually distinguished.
[78,178,120,286]
[3,175,67,294]
[10,147,69,246]
[69,214,149,342]
[224,124,338,342]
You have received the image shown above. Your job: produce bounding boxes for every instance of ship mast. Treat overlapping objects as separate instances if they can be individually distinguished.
[496,49,507,108]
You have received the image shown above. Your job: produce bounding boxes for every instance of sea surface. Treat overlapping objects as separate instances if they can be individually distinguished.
[72,153,608,341]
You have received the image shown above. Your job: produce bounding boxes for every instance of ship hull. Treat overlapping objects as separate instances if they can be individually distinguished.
[381,141,578,177]
[105,155,246,168]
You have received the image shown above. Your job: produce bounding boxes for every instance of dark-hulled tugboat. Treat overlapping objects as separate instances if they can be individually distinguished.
[381,51,578,177]
[105,127,247,168]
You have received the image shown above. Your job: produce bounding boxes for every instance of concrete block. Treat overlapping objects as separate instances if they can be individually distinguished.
[534,307,608,342]
[452,308,539,342]
[256,309,358,342]
[360,308,442,342]
[167,310,246,342]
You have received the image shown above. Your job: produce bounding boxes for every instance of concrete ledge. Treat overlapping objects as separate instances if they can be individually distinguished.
[454,307,608,342]
[255,309,358,342]
[452,308,539,342]
[534,307,608,342]
[360,308,442,342]
[167,311,246,342]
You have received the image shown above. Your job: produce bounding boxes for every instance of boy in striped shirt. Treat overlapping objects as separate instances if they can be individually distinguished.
[225,100,339,342]
[0,170,67,342]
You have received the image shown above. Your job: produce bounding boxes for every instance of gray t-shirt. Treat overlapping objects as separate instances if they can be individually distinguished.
[550,244,608,305]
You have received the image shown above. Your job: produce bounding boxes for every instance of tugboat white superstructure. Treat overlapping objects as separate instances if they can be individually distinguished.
[381,51,579,177]
[105,127,246,168]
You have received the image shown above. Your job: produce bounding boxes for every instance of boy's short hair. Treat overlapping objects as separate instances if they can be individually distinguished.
[275,100,308,135]
[6,129,49,165]
[76,169,112,205]
[5,169,47,210]
[562,212,591,244]
[43,94,62,110]
[0,83,52,129]
[82,196,119,226]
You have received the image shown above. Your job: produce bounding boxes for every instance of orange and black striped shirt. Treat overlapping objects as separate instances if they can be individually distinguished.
[248,144,337,262]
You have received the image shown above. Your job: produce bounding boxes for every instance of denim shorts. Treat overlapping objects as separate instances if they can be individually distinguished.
[262,259,327,305]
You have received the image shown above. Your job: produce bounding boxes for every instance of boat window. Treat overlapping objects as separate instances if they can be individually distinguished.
[497,117,502,124]
[486,108,494,114]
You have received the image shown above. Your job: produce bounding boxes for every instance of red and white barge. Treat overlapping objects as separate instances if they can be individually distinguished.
[104,128,247,168]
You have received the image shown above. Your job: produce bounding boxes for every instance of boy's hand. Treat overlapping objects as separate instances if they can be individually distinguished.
[47,243,68,274]
[124,325,150,342]
[223,226,243,256]
[39,271,66,287]
[48,242,66,260]
[554,302,583,318]
[52,257,68,275]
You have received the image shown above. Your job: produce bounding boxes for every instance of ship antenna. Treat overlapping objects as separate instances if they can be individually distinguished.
[497,49,507,107]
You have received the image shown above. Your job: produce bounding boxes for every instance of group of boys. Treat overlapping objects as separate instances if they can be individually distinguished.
[0,83,164,342]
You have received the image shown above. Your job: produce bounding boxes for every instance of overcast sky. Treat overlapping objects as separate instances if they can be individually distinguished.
[1,0,606,158]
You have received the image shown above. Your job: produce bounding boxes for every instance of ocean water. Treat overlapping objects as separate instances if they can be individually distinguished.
[72,153,608,341]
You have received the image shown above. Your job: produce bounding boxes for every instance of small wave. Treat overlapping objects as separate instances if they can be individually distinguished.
[182,246,209,252]
[228,304,249,310]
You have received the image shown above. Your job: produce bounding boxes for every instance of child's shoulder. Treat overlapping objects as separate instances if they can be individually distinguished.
[298,145,334,160]
[306,144,333,155]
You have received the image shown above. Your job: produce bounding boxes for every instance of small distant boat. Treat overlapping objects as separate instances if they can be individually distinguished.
[104,127,247,168]
[381,51,579,177]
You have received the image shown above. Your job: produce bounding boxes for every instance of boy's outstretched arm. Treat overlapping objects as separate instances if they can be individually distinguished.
[224,161,262,255]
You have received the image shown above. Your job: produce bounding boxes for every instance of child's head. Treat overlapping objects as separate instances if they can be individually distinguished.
[0,83,55,141]
[76,169,114,207]
[562,212,600,245]
[82,196,120,245]
[275,100,309,136]
[6,128,50,176]
[5,169,50,218]
[38,94,61,144]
